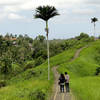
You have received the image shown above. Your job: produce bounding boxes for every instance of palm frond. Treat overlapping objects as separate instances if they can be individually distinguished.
[34,5,59,21]
[91,17,98,23]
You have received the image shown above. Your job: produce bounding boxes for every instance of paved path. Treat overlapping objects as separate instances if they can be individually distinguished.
[51,67,72,100]
[51,46,87,100]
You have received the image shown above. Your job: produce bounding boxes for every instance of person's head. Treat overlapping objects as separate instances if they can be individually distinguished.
[65,72,67,75]
[60,73,64,78]
[60,73,63,76]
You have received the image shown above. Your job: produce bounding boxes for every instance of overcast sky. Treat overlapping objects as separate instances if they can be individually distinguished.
[0,0,100,39]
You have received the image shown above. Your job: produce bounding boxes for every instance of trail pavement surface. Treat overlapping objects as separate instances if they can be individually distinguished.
[51,47,87,100]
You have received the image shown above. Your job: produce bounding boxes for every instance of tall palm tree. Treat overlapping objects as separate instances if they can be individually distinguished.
[34,5,59,80]
[91,17,98,38]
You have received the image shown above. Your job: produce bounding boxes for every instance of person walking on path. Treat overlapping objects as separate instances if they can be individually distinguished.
[59,74,65,93]
[65,72,70,92]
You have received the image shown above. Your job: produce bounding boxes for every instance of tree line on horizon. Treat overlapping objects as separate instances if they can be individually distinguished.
[0,32,95,77]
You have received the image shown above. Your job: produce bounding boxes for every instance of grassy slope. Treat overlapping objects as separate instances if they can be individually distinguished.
[58,40,100,100]
[0,40,100,100]
[0,46,77,100]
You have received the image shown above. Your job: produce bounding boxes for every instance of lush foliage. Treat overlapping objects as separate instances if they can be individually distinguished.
[0,34,67,75]
[0,33,97,100]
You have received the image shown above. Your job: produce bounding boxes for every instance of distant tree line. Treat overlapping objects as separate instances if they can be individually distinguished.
[0,33,95,75]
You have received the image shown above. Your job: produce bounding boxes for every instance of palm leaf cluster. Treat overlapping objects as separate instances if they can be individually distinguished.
[34,5,59,21]
[91,17,98,23]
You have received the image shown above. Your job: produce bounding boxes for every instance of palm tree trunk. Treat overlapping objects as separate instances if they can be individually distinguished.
[46,21,50,80]
[94,22,96,39]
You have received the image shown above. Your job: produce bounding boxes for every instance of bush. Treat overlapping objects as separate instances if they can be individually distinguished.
[89,36,95,42]
[29,90,45,100]
[95,54,100,65]
[24,61,35,71]
[11,63,22,75]
[95,67,100,75]
[24,69,36,80]
[0,57,12,74]
[98,36,100,39]
[0,80,6,88]
[35,57,45,66]
[76,33,89,40]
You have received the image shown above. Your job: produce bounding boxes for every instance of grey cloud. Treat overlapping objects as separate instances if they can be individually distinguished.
[72,9,95,15]
[84,0,100,5]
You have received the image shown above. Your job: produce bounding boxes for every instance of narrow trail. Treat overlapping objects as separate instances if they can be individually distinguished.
[51,46,87,100]
[70,46,87,62]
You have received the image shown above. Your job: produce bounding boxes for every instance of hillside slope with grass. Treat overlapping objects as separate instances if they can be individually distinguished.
[58,40,100,100]
[0,34,99,100]
[0,47,77,100]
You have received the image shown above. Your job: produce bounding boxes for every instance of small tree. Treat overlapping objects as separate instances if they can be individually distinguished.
[0,57,12,74]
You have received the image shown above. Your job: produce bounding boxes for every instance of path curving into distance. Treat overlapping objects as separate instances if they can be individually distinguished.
[51,46,87,100]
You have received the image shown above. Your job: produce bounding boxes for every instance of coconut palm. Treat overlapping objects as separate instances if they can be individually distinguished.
[91,17,98,38]
[34,5,59,80]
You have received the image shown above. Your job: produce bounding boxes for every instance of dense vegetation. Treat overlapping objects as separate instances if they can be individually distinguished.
[0,33,67,76]
[0,32,100,100]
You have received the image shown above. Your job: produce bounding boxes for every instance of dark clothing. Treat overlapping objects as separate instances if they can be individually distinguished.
[59,76,65,84]
[59,76,65,92]
[65,83,70,92]
[60,85,64,92]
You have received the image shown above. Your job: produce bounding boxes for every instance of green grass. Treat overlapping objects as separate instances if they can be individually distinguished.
[71,76,100,100]
[0,46,77,100]
[58,40,100,100]
[0,39,99,100]
[0,80,50,100]
[0,67,54,100]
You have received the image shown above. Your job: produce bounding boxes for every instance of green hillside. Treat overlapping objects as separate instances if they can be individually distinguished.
[58,40,100,100]
[0,47,76,100]
[0,35,100,100]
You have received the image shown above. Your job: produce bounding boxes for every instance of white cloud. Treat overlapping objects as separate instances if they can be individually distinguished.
[0,0,25,5]
[0,13,7,21]
[72,9,95,15]
[8,13,25,20]
[0,0,82,13]
[84,0,100,5]
[0,0,99,22]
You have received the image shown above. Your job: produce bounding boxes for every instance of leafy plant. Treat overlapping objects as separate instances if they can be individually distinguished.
[95,67,100,75]
[29,90,45,100]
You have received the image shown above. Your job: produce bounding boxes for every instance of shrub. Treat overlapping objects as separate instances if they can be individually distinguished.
[24,61,35,71]
[11,63,22,75]
[95,54,100,65]
[29,90,45,100]
[76,33,89,40]
[98,35,100,39]
[35,57,45,66]
[0,57,12,74]
[24,69,36,80]
[89,36,95,42]
[0,80,6,88]
[95,67,100,75]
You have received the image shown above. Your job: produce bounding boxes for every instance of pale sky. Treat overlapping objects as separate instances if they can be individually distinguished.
[0,0,100,39]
